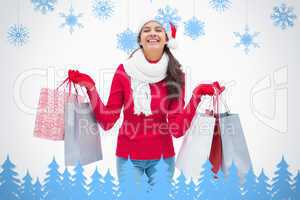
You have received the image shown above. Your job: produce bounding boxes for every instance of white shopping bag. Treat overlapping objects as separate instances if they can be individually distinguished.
[220,113,252,181]
[175,112,215,180]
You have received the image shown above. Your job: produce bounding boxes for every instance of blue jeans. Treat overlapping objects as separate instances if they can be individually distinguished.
[116,156,175,186]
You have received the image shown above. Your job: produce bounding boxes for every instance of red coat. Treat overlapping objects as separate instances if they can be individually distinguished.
[87,64,201,160]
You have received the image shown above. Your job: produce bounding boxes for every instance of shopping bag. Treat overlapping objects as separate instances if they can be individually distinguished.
[208,94,223,175]
[209,115,223,175]
[220,112,252,180]
[175,102,216,180]
[33,78,83,140]
[64,87,103,166]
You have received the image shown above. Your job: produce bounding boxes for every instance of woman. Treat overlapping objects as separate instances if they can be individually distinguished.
[68,19,223,185]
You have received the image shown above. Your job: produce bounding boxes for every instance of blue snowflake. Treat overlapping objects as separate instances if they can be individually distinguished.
[233,25,260,54]
[209,0,232,12]
[59,6,83,34]
[31,0,57,14]
[92,0,114,21]
[271,3,297,30]
[184,17,205,40]
[155,5,181,32]
[7,24,30,47]
[117,28,138,54]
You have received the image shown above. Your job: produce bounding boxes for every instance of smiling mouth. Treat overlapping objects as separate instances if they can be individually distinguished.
[147,38,160,44]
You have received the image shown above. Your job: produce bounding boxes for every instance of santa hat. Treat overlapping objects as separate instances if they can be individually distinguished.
[136,16,178,50]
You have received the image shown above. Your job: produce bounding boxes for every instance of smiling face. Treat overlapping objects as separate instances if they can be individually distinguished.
[138,20,168,51]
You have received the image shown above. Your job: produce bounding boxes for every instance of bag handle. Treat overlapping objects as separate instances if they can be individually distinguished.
[210,87,230,115]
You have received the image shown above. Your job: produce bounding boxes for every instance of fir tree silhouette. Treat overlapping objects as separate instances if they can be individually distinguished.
[198,159,217,200]
[0,155,21,200]
[224,162,243,200]
[71,161,88,200]
[33,178,44,200]
[102,169,118,200]
[88,166,104,200]
[292,170,300,200]
[43,157,62,200]
[271,156,293,200]
[61,168,73,200]
[190,179,199,200]
[173,172,188,200]
[214,170,227,200]
[150,158,173,200]
[19,170,34,200]
[118,158,138,200]
[242,168,259,200]
[256,169,271,200]
[169,173,178,200]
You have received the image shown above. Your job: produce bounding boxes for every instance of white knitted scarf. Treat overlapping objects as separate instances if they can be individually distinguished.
[123,48,169,116]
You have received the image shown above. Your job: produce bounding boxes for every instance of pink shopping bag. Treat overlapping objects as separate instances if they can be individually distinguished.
[33,78,84,140]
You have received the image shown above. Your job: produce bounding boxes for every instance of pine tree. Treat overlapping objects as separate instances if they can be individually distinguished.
[150,158,173,200]
[118,158,138,200]
[256,169,271,200]
[19,170,34,200]
[0,155,21,200]
[242,168,259,200]
[189,179,199,200]
[292,170,300,200]
[271,156,293,200]
[191,177,200,200]
[71,162,88,200]
[33,178,44,200]
[225,162,243,200]
[43,157,62,200]
[214,170,227,200]
[88,166,105,200]
[61,168,73,200]
[173,172,188,200]
[102,169,118,200]
[198,159,217,200]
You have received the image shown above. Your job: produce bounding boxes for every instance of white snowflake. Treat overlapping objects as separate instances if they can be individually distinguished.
[116,28,138,54]
[155,5,181,32]
[184,17,205,40]
[209,0,232,12]
[92,0,114,21]
[7,24,30,47]
[271,3,297,30]
[31,0,57,14]
[233,25,260,54]
[59,6,83,34]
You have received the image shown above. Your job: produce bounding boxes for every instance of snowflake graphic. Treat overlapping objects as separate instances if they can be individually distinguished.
[271,3,297,30]
[59,6,83,34]
[7,24,30,47]
[209,0,232,12]
[184,17,205,40]
[233,25,260,54]
[92,0,114,21]
[117,28,138,54]
[31,0,57,14]
[155,5,181,32]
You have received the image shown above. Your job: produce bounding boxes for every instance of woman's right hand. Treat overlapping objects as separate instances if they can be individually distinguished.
[68,69,96,91]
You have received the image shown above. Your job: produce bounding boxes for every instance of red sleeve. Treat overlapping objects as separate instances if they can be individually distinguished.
[167,74,201,138]
[87,65,124,131]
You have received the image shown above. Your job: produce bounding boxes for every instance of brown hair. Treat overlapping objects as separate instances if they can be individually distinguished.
[128,21,184,100]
